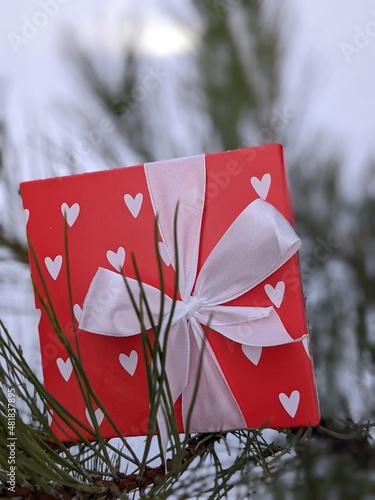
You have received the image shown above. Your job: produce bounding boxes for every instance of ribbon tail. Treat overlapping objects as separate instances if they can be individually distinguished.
[156,322,190,458]
[164,322,190,403]
[156,409,170,468]
[182,319,246,432]
[200,305,296,346]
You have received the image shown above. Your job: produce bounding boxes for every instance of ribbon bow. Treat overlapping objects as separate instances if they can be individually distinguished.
[79,155,302,439]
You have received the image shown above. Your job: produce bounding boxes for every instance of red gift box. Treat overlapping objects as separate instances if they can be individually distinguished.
[20,144,320,440]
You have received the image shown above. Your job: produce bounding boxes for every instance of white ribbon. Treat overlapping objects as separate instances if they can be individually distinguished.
[79,155,303,440]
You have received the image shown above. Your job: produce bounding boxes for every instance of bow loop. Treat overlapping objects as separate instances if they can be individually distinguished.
[194,198,301,306]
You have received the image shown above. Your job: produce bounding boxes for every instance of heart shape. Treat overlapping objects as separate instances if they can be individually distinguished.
[279,390,300,418]
[61,202,80,227]
[56,357,73,382]
[124,193,143,218]
[73,304,82,322]
[85,407,104,428]
[264,281,285,308]
[45,255,63,280]
[158,241,171,266]
[24,209,30,224]
[106,247,126,270]
[119,351,138,376]
[242,345,262,366]
[250,173,271,200]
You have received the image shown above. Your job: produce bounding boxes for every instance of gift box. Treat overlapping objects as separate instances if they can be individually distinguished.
[20,144,320,441]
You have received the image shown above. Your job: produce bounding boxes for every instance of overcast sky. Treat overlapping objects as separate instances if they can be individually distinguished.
[281,1,375,198]
[1,0,375,193]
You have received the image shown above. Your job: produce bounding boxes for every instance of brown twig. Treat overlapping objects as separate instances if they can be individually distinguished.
[0,434,221,499]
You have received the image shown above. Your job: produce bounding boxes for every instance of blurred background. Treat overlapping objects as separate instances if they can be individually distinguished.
[1,0,375,497]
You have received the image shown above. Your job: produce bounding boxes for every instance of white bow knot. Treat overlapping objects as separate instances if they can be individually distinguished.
[184,296,203,319]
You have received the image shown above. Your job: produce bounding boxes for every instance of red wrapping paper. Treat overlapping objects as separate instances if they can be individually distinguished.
[20,143,320,440]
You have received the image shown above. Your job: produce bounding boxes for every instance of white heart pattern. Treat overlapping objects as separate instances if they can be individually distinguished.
[250,173,271,200]
[45,255,63,280]
[56,357,73,382]
[242,345,262,366]
[279,390,300,418]
[158,241,171,266]
[24,209,30,224]
[119,351,138,376]
[85,408,105,428]
[124,193,143,218]
[264,281,285,308]
[61,202,80,227]
[73,304,82,322]
[106,247,126,271]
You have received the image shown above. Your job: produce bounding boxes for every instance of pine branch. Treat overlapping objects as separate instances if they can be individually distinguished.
[0,434,222,499]
[314,419,375,469]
